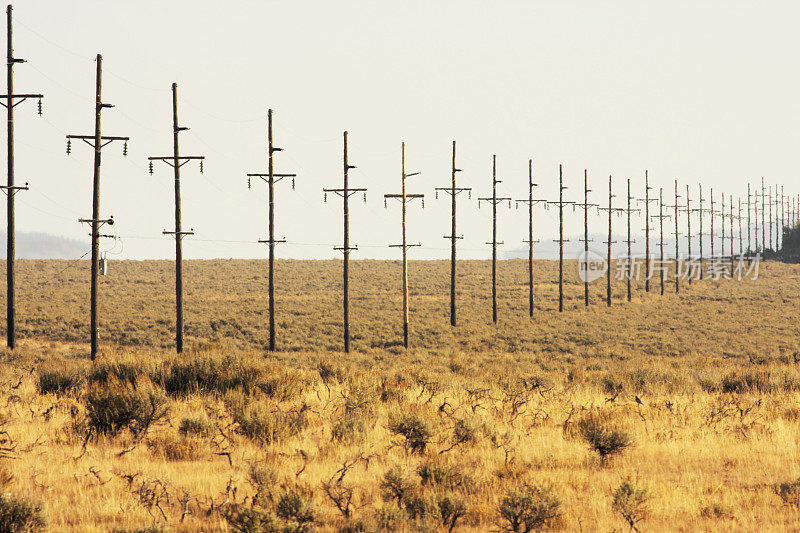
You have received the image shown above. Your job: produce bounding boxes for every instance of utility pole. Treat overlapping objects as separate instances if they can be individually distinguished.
[721,192,726,269]
[761,176,767,251]
[664,180,682,293]
[738,197,743,262]
[545,165,572,312]
[575,169,597,306]
[682,184,693,284]
[435,141,470,327]
[384,142,423,349]
[622,178,640,301]
[754,184,759,253]
[780,185,785,250]
[775,185,780,251]
[147,83,204,354]
[0,5,42,350]
[729,194,735,271]
[513,159,543,316]
[636,170,657,292]
[323,131,366,353]
[709,188,715,261]
[697,184,704,279]
[768,184,773,251]
[597,175,621,306]
[747,184,751,258]
[651,187,671,296]
[66,54,129,360]
[478,155,511,323]
[244,109,296,352]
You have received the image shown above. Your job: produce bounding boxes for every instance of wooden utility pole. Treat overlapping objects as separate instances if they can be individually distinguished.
[384,142,423,349]
[729,194,735,270]
[754,184,759,253]
[683,184,692,284]
[597,176,620,306]
[761,178,766,250]
[576,170,597,306]
[780,185,785,249]
[747,184,751,257]
[147,83,205,354]
[245,110,296,352]
[721,192,726,268]
[323,132,366,353]
[666,180,681,293]
[622,178,640,301]
[651,188,671,295]
[636,171,657,292]
[435,141,470,327]
[738,197,743,261]
[66,54,129,360]
[709,188,715,261]
[513,159,543,316]
[697,184,704,279]
[768,185,773,251]
[0,5,42,349]
[478,155,511,323]
[546,165,572,312]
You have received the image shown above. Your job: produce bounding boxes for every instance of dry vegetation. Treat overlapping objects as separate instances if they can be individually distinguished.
[0,258,798,531]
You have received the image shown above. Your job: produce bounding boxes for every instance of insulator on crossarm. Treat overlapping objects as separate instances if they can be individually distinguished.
[199,159,204,174]
[247,177,251,190]
[363,192,367,203]
[383,198,387,209]
[435,190,438,200]
[507,200,512,208]
[123,140,128,157]
[468,190,472,200]
[149,161,153,175]
[292,177,295,191]
[324,192,327,203]
[66,138,71,155]
[422,198,425,209]
[37,97,42,116]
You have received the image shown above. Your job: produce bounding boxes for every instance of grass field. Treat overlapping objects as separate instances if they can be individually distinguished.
[0,258,798,531]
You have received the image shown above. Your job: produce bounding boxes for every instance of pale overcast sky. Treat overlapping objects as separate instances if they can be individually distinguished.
[5,0,799,259]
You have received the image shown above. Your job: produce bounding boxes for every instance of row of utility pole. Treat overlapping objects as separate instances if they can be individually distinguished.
[2,8,798,356]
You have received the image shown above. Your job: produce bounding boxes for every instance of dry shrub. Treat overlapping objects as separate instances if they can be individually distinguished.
[225,393,308,445]
[497,484,561,532]
[0,493,46,533]
[84,380,170,437]
[776,477,800,506]
[37,367,84,396]
[577,413,633,460]
[612,479,649,531]
[147,432,203,461]
[178,414,216,438]
[380,466,415,508]
[387,413,433,455]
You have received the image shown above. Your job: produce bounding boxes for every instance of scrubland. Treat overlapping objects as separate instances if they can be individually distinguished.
[0,258,797,531]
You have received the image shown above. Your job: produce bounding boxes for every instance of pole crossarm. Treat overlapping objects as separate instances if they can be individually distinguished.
[435,186,471,197]
[0,182,27,196]
[78,217,114,227]
[67,134,129,151]
[0,93,43,109]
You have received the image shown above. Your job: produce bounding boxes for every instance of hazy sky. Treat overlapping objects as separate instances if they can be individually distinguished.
[5,1,799,259]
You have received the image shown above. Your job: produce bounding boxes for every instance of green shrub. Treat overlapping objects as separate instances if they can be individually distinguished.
[226,396,308,445]
[178,414,216,438]
[388,414,432,454]
[437,494,467,532]
[275,489,315,528]
[612,479,649,531]
[577,414,633,459]
[222,504,279,533]
[417,461,464,490]
[497,484,561,532]
[37,368,84,396]
[721,371,774,394]
[331,415,367,444]
[84,381,169,437]
[0,494,46,533]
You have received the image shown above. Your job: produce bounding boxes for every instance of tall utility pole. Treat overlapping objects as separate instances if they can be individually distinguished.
[665,180,681,294]
[721,192,726,268]
[0,5,42,350]
[636,171,657,292]
[576,169,597,306]
[768,184,773,251]
[384,142,423,349]
[747,184,751,257]
[754,184,759,253]
[775,185,781,251]
[697,184,704,279]
[651,187,671,296]
[780,185,785,249]
[147,83,204,354]
[738,197,743,262]
[513,159,543,316]
[478,155,511,323]
[597,175,620,306]
[66,54,129,360]
[709,187,715,261]
[729,194,735,271]
[244,109,296,352]
[435,141,470,327]
[546,165,572,312]
[622,178,640,301]
[323,132,366,353]
[683,184,693,284]
[761,178,766,250]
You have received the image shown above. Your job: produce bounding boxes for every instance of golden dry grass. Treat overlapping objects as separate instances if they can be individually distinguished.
[0,258,797,531]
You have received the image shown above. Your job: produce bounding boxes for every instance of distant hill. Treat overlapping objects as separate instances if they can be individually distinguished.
[0,231,86,259]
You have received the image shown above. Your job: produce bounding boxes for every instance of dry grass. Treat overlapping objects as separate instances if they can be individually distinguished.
[0,258,797,531]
